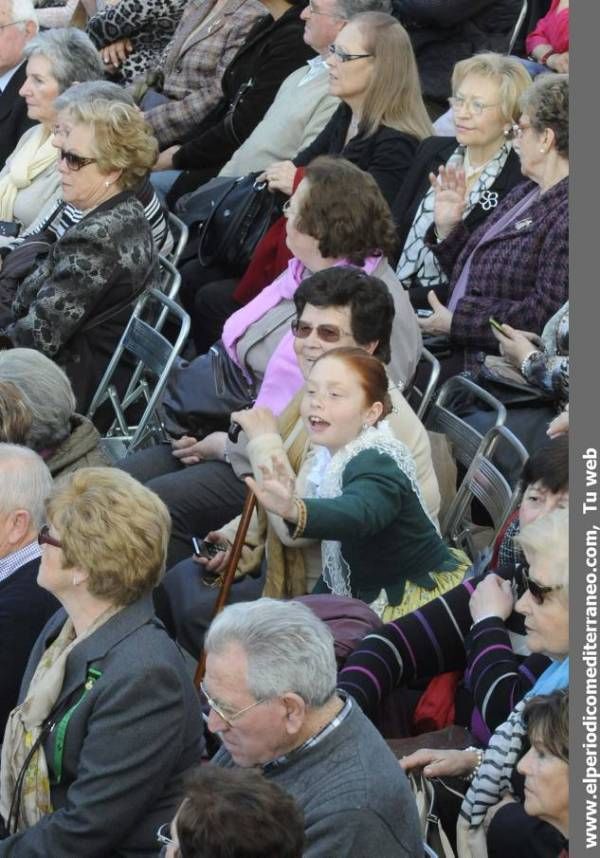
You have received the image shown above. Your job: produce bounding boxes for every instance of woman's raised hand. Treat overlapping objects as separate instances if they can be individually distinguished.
[429,164,467,239]
[245,457,298,521]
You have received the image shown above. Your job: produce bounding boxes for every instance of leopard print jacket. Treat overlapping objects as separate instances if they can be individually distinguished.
[86,0,187,84]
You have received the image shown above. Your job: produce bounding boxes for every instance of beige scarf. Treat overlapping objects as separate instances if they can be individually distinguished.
[0,126,57,221]
[0,606,119,833]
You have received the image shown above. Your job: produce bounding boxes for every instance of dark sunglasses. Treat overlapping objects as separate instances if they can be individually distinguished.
[59,149,97,171]
[38,524,63,549]
[514,562,562,605]
[291,319,352,343]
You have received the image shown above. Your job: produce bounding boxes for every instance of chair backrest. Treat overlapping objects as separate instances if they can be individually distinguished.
[425,375,507,473]
[156,256,182,333]
[507,0,529,54]
[87,288,190,459]
[442,424,529,558]
[165,211,189,267]
[405,347,440,420]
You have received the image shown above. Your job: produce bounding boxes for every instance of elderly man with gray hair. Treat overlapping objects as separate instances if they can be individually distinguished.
[0,444,58,737]
[0,0,38,170]
[204,598,423,857]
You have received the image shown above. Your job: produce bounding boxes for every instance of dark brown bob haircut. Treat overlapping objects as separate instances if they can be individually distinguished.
[295,156,397,265]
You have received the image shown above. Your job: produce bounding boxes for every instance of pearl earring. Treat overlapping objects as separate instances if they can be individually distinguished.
[104,180,111,188]
[362,422,370,431]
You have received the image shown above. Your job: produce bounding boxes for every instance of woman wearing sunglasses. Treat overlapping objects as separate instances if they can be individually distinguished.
[241,347,469,618]
[401,508,569,858]
[0,468,204,856]
[0,29,102,245]
[0,93,159,412]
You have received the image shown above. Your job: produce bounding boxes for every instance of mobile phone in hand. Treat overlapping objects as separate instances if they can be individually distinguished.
[192,537,222,560]
[489,317,505,334]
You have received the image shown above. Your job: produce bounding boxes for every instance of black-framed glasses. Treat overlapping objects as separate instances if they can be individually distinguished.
[38,524,62,550]
[328,44,373,63]
[156,822,177,849]
[291,319,352,343]
[59,149,97,171]
[282,199,298,219]
[514,562,562,606]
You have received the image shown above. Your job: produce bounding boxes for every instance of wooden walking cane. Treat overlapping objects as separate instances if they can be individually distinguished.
[193,489,257,689]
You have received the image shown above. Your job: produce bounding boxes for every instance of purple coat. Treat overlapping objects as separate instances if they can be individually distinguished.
[431,178,569,365]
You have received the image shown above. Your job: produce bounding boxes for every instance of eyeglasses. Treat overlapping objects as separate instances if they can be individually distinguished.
[328,43,373,63]
[308,0,345,17]
[448,95,501,116]
[515,563,563,606]
[38,524,62,550]
[156,823,177,849]
[59,149,97,171]
[200,682,268,727]
[510,122,533,139]
[0,20,26,31]
[291,319,352,343]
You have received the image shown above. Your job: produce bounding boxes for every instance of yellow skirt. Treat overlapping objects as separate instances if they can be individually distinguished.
[380,548,471,623]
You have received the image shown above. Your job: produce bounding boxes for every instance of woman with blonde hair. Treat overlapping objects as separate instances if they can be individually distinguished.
[0,94,160,411]
[0,468,204,855]
[394,52,531,309]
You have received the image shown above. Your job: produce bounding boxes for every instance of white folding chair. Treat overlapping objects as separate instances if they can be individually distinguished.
[87,288,190,460]
[405,347,440,420]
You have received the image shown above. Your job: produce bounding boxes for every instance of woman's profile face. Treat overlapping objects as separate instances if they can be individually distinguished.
[513,112,548,181]
[300,355,382,453]
[54,120,117,211]
[451,73,510,152]
[326,21,374,104]
[517,736,569,832]
[514,551,569,658]
[283,178,321,265]
[18,54,61,127]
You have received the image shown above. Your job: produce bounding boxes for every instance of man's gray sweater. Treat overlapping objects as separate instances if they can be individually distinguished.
[213,700,423,857]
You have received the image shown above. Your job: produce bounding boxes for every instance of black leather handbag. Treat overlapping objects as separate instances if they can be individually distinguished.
[175,174,279,275]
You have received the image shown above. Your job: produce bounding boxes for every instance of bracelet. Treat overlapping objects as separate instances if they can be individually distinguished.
[291,498,307,539]
[539,48,555,65]
[464,746,484,782]
[520,349,542,379]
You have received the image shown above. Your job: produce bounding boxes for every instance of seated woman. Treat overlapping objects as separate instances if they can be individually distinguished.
[201,11,432,314]
[401,508,568,858]
[0,468,204,855]
[0,348,108,476]
[338,434,568,738]
[523,0,569,76]
[463,299,568,460]
[393,53,531,309]
[0,29,103,244]
[123,158,421,569]
[417,73,569,384]
[517,691,569,847]
[154,268,439,656]
[246,348,470,618]
[86,0,187,85]
[0,95,160,412]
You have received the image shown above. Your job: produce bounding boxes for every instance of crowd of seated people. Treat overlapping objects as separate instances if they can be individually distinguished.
[0,0,571,854]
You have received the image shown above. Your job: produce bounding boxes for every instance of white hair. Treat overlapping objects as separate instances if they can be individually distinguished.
[517,507,569,593]
[0,349,76,450]
[205,598,338,707]
[0,444,53,530]
[7,0,38,29]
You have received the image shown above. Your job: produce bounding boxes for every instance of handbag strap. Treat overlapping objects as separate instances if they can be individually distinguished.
[80,259,157,333]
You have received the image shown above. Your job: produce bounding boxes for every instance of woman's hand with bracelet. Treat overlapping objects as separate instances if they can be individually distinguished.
[400,747,482,779]
[245,456,299,521]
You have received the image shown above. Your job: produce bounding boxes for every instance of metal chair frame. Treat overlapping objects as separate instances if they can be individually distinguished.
[405,347,441,420]
[165,211,189,268]
[87,288,190,459]
[442,425,529,558]
[507,0,529,54]
[425,375,507,475]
